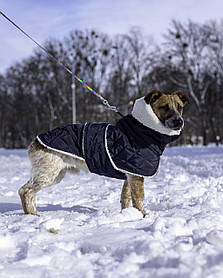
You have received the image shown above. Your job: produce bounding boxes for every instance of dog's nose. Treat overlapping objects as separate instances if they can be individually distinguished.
[165,116,184,130]
[173,118,183,128]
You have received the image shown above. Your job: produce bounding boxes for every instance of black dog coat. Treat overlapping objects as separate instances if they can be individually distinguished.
[37,97,182,180]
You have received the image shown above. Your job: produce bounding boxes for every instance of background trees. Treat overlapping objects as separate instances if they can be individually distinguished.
[0,21,223,148]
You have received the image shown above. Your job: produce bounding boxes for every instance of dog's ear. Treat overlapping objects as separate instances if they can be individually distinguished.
[174,91,190,106]
[144,90,162,104]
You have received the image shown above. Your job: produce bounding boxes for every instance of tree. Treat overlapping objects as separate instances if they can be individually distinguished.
[162,20,219,145]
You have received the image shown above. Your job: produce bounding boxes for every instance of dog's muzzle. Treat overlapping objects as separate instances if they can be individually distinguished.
[165,115,184,131]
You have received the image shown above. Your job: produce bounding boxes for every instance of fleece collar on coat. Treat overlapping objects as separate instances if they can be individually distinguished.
[131,97,182,136]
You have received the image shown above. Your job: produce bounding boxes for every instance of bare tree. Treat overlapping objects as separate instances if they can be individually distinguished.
[1,23,223,148]
[163,20,217,145]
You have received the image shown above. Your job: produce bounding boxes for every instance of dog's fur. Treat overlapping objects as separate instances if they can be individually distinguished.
[19,90,189,217]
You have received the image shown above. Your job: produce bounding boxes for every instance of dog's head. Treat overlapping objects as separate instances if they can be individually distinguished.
[144,89,189,131]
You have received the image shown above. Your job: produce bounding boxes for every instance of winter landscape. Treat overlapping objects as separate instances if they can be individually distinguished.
[2,0,223,277]
[1,145,223,277]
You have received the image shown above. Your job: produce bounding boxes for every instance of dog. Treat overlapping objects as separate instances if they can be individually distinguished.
[19,89,189,217]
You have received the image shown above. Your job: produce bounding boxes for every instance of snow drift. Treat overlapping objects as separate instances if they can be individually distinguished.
[1,146,223,277]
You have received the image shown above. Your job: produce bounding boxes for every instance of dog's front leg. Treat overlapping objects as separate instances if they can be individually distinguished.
[120,180,132,210]
[127,174,146,217]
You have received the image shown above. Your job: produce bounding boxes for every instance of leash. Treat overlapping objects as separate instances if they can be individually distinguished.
[0,11,124,117]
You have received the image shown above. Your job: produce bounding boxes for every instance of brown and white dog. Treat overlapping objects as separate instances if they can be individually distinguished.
[19,90,189,217]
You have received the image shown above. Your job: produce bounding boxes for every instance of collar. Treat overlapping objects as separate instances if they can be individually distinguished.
[131,97,182,136]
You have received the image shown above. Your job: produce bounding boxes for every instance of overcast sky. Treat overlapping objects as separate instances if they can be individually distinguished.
[1,0,223,74]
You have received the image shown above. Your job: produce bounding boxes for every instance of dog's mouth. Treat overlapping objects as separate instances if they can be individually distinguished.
[164,117,184,131]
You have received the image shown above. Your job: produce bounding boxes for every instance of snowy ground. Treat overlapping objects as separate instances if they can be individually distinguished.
[1,146,223,277]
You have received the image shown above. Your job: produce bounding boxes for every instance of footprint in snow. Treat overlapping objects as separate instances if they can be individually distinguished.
[206,230,223,247]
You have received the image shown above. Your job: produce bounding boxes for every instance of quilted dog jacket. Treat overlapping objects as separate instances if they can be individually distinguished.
[37,97,182,180]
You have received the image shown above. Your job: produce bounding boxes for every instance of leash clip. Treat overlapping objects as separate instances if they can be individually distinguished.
[103,100,118,112]
[103,99,124,117]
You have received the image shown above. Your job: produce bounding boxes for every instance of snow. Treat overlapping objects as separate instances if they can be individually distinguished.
[1,146,223,277]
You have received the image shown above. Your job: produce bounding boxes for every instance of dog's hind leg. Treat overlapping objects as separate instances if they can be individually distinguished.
[127,175,146,217]
[19,179,39,216]
[19,140,67,216]
[19,167,66,216]
[120,180,132,210]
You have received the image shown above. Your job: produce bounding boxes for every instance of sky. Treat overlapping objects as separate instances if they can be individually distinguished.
[0,0,223,74]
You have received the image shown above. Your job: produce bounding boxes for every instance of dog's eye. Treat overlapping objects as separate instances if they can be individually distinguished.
[177,104,182,112]
[159,105,169,112]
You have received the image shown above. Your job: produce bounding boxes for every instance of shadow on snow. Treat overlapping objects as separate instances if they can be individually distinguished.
[0,202,97,215]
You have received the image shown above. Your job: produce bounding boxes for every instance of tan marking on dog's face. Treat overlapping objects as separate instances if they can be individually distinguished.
[144,90,189,130]
[152,94,183,121]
